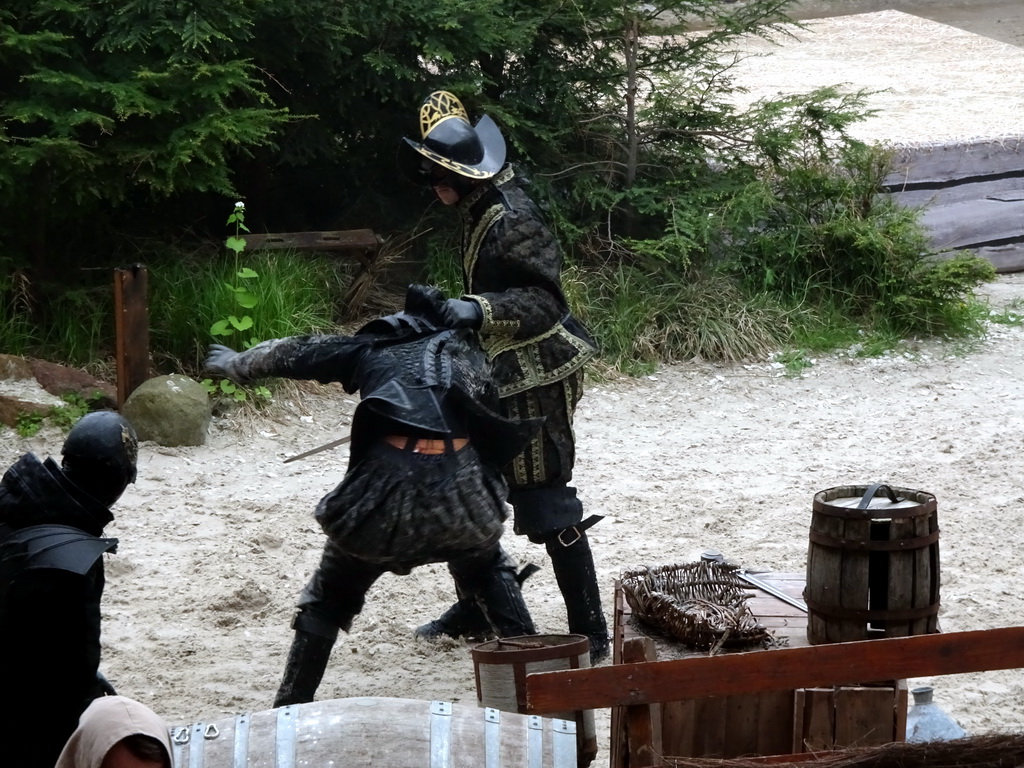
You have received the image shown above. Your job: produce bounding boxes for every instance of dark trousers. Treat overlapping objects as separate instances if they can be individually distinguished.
[274,538,534,706]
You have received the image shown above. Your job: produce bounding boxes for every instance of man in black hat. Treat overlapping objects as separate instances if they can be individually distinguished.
[204,285,539,706]
[399,91,610,663]
[0,411,139,768]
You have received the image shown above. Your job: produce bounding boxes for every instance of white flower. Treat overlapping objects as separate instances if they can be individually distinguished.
[234,201,245,208]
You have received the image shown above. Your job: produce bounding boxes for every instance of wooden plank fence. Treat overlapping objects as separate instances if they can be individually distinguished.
[243,229,384,317]
[883,138,1024,272]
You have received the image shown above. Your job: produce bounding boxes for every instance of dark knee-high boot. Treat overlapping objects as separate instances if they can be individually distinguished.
[547,530,610,663]
[474,563,537,638]
[415,563,539,641]
[273,628,337,707]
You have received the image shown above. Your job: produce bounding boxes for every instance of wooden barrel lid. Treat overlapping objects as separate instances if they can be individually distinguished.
[828,495,920,510]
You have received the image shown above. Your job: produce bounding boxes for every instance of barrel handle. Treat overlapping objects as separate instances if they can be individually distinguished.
[858,483,902,509]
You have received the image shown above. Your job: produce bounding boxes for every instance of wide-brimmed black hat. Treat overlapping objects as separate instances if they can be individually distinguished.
[399,91,506,184]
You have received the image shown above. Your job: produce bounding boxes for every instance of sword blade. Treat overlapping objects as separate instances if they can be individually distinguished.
[282,434,353,464]
[738,569,808,612]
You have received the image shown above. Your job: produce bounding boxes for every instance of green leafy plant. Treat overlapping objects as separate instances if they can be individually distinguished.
[210,268,259,340]
[773,349,814,376]
[15,410,45,438]
[211,202,260,348]
[989,299,1024,327]
[203,202,272,403]
[49,393,93,430]
[15,393,94,437]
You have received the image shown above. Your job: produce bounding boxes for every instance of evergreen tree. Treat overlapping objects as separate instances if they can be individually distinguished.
[0,0,289,274]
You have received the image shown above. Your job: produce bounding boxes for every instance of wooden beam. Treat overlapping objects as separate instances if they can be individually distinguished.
[918,198,1024,250]
[525,626,1024,715]
[243,230,381,253]
[933,242,1024,274]
[887,176,1024,208]
[883,139,1024,188]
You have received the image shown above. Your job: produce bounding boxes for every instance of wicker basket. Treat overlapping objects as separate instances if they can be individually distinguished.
[621,561,775,652]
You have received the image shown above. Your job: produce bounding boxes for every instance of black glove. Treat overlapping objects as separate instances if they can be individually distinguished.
[440,298,482,329]
[204,343,246,382]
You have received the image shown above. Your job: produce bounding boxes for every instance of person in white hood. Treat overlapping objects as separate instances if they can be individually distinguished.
[54,696,171,768]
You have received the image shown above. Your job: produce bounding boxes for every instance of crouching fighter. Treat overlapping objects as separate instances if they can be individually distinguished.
[204,285,540,706]
[0,411,139,768]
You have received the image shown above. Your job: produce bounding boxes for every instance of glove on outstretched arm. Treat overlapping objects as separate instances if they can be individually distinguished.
[440,298,482,329]
[204,344,248,383]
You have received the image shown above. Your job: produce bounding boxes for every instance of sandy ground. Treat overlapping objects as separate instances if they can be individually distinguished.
[6,271,1024,763]
[722,7,1024,145]
[789,0,1024,48]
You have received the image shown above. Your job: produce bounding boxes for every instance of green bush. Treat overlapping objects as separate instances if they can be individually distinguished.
[15,393,94,438]
[575,259,793,373]
[1,0,1000,374]
[720,140,994,339]
[1,245,343,374]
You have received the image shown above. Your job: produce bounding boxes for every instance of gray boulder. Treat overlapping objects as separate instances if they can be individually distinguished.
[122,374,211,446]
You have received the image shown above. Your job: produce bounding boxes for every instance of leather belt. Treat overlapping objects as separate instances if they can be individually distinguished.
[383,435,469,455]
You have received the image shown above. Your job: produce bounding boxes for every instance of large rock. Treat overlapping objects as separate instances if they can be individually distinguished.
[0,397,52,428]
[122,374,211,446]
[0,354,114,428]
[26,358,117,410]
[0,354,34,381]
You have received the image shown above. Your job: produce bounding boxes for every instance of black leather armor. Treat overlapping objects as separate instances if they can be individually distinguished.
[220,296,541,469]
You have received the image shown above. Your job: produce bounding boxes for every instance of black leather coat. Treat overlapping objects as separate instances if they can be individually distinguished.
[0,454,115,768]
[458,164,598,397]
[220,307,541,469]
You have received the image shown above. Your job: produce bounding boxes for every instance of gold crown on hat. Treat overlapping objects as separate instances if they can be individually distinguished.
[418,90,469,139]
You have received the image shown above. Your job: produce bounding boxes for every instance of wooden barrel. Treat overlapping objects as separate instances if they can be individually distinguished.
[472,634,597,768]
[168,696,577,767]
[805,483,940,645]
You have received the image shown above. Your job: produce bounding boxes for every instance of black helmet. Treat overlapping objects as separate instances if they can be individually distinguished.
[398,91,506,185]
[61,412,139,505]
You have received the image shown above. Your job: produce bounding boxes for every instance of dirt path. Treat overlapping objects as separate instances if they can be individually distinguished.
[790,0,1024,47]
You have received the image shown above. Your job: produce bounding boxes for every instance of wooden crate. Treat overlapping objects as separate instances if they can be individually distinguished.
[794,682,907,753]
[611,573,907,764]
[526,626,1024,768]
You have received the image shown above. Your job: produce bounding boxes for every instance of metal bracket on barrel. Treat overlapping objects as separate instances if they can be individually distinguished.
[430,700,453,768]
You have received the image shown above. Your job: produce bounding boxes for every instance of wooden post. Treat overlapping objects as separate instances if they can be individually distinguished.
[114,264,150,407]
[622,637,658,768]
